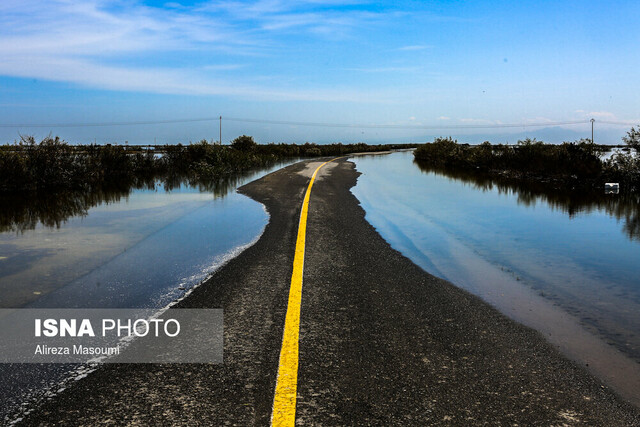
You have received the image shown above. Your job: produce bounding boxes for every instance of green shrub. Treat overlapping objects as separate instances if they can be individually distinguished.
[413,130,640,191]
[231,135,257,152]
[0,136,416,193]
[623,126,640,153]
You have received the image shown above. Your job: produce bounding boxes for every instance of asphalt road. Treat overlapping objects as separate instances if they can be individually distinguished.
[17,158,640,425]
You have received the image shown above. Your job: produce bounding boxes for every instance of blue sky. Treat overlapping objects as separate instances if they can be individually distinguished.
[0,0,638,144]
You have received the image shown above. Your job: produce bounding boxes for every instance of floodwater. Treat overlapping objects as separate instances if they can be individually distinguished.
[0,163,300,309]
[351,151,640,404]
[0,161,296,422]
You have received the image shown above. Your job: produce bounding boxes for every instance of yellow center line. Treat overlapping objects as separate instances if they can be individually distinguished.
[271,157,342,427]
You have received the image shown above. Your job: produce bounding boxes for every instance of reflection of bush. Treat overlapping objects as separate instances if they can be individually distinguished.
[413,162,640,241]
[0,170,263,233]
[0,185,132,233]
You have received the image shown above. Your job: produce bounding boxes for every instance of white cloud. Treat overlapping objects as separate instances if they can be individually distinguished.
[0,0,241,56]
[588,111,617,119]
[574,110,620,120]
[196,0,384,34]
[0,0,395,102]
[0,53,390,102]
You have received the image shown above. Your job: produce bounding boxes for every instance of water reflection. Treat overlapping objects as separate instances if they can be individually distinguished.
[352,151,640,366]
[0,159,300,310]
[414,161,640,242]
[0,184,142,233]
[0,170,272,234]
[0,160,300,422]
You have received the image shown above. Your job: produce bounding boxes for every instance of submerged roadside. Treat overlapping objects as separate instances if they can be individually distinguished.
[350,150,640,404]
[18,158,640,425]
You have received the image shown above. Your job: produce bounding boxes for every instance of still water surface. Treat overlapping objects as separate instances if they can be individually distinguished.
[0,161,300,421]
[351,151,640,365]
[0,163,298,309]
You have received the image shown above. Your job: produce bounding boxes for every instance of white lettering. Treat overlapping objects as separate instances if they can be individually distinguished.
[117,319,131,337]
[43,319,58,337]
[165,319,180,337]
[133,319,148,337]
[34,319,95,337]
[59,319,75,337]
[102,319,115,334]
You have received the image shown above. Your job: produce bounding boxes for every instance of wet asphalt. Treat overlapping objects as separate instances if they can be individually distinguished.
[16,158,640,426]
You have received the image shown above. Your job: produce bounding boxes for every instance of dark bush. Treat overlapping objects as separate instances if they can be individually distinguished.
[0,136,417,193]
[623,126,640,153]
[231,135,257,152]
[414,131,640,192]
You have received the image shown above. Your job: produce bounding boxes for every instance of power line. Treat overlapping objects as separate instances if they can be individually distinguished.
[0,116,636,130]
[0,117,223,128]
[224,117,591,130]
[597,120,640,126]
[0,116,597,130]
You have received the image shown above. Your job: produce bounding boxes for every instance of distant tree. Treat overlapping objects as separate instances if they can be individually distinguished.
[622,126,640,153]
[413,136,459,165]
[231,135,257,151]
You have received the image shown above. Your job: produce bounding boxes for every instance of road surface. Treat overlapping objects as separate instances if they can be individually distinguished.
[18,158,640,425]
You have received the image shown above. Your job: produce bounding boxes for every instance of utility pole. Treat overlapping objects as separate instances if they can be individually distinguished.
[219,116,222,145]
[591,118,595,143]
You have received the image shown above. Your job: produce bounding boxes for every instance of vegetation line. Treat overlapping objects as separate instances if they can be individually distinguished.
[413,126,640,192]
[0,135,415,193]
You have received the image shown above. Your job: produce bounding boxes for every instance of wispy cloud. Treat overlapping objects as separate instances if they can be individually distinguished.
[196,0,385,35]
[1,53,392,102]
[587,111,616,119]
[0,0,399,101]
[575,112,640,126]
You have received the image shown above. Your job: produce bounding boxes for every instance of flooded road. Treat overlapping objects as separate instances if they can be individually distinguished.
[0,161,297,421]
[351,151,640,397]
